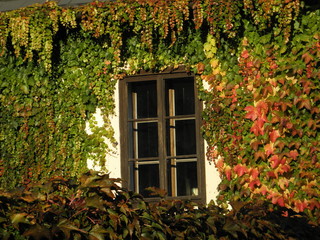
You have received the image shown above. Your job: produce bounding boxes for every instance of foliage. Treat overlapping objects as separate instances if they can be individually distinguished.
[0,32,117,188]
[0,0,319,221]
[0,171,319,240]
[201,8,320,222]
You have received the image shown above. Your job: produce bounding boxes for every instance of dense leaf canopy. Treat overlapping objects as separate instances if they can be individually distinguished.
[0,0,319,222]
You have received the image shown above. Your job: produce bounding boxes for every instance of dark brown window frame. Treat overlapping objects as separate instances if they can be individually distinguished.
[119,69,206,203]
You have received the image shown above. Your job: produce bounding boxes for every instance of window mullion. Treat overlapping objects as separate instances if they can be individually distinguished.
[157,76,166,192]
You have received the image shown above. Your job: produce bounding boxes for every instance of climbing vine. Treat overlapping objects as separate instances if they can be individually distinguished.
[0,0,318,220]
[201,9,320,222]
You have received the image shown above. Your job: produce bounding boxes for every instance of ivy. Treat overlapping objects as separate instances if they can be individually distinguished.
[0,0,319,222]
[202,10,320,222]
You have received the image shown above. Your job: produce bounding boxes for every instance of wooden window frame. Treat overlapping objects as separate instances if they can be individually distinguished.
[119,69,206,203]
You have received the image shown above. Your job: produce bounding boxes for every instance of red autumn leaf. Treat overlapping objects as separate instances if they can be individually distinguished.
[249,168,259,179]
[244,105,258,121]
[225,166,232,181]
[302,52,314,64]
[269,129,280,143]
[197,62,205,73]
[250,140,261,151]
[278,178,289,190]
[281,210,289,217]
[275,141,285,151]
[256,100,268,113]
[267,191,280,202]
[278,164,290,174]
[289,150,299,160]
[295,200,308,212]
[246,61,254,68]
[270,155,281,168]
[264,143,274,157]
[241,49,249,59]
[298,98,311,110]
[245,101,268,123]
[270,61,278,70]
[309,199,320,211]
[248,179,261,190]
[250,120,265,136]
[254,151,266,161]
[216,157,224,170]
[311,106,319,114]
[277,197,285,207]
[260,185,268,195]
[286,122,293,129]
[267,171,277,178]
[233,164,248,177]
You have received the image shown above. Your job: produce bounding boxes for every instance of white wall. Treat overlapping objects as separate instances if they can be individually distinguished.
[86,80,221,204]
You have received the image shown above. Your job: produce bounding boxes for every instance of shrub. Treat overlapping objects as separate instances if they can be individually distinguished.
[0,171,319,240]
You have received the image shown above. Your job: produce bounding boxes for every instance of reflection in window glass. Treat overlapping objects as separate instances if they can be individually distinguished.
[128,81,157,119]
[137,122,158,158]
[165,78,195,116]
[177,161,198,196]
[166,119,196,156]
[138,164,160,197]
[175,119,196,155]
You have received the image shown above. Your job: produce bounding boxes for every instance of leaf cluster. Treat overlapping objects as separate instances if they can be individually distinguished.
[201,8,320,221]
[0,171,319,240]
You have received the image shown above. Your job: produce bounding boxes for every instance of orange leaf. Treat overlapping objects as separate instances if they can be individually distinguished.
[197,62,205,73]
[279,164,291,174]
[288,150,299,160]
[257,100,268,113]
[249,168,259,179]
[244,105,258,121]
[233,164,248,177]
[225,166,232,181]
[269,129,280,143]
[216,157,224,170]
[264,143,274,157]
[295,200,308,212]
[254,151,266,161]
[241,49,249,59]
[270,155,281,168]
[277,197,285,207]
[250,120,265,136]
[298,99,311,110]
[302,52,314,64]
[248,179,261,190]
[260,185,268,195]
[250,140,261,151]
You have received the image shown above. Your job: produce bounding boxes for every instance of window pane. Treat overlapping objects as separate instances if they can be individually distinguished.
[138,163,159,197]
[166,119,196,156]
[129,161,136,191]
[177,161,198,196]
[135,122,158,158]
[129,81,157,119]
[165,78,195,116]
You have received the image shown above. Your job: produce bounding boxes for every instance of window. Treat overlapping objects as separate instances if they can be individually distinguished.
[119,70,205,201]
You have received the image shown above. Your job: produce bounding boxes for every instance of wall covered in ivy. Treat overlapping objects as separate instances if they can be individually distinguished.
[0,0,319,220]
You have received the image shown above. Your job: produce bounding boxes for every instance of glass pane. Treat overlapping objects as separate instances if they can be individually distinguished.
[128,81,157,119]
[165,78,195,116]
[175,119,196,155]
[177,161,198,196]
[138,163,160,197]
[137,122,158,158]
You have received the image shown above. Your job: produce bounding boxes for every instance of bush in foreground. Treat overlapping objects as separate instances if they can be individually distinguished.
[0,171,319,240]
